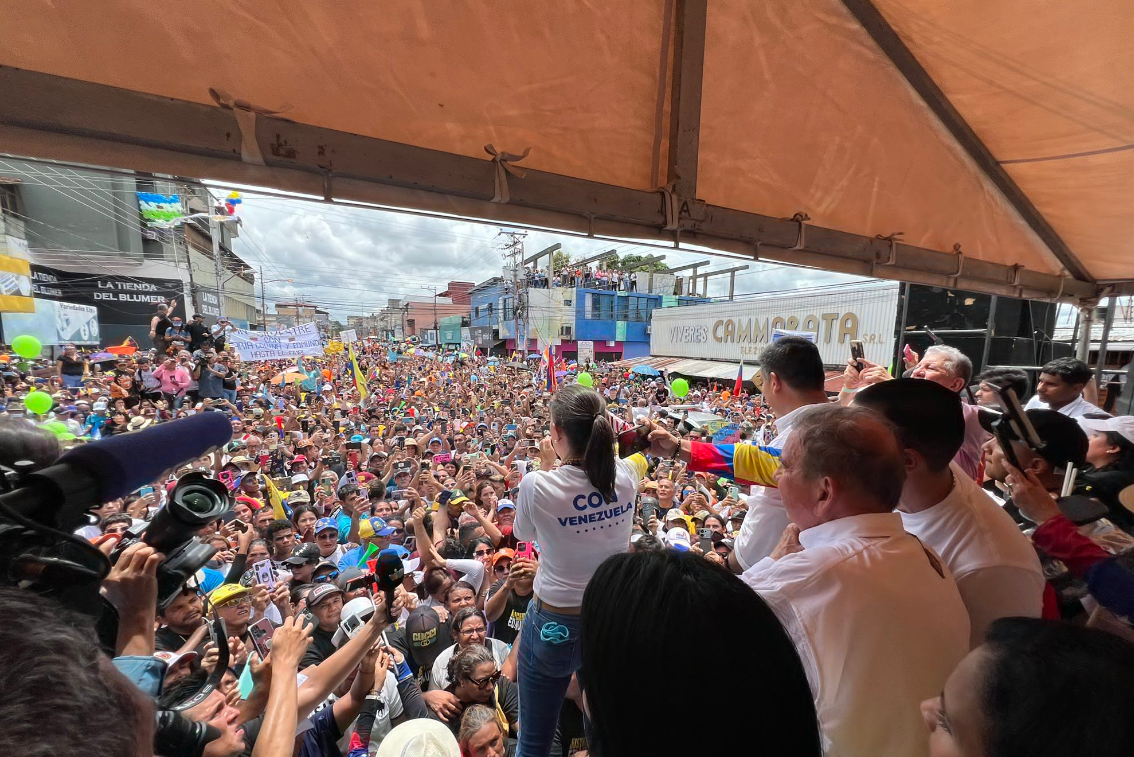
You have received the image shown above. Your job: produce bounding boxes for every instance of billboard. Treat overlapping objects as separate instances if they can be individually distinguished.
[649,281,900,367]
[2,298,99,345]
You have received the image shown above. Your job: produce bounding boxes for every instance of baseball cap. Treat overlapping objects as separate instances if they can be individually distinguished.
[291,473,310,485]
[287,490,311,505]
[307,583,344,608]
[492,548,515,566]
[404,606,445,668]
[665,528,691,551]
[292,454,308,464]
[153,650,198,667]
[283,543,321,565]
[693,510,711,521]
[335,566,366,591]
[1078,415,1134,446]
[449,493,470,508]
[314,517,338,535]
[230,456,259,472]
[332,596,376,646]
[208,583,250,605]
[496,499,516,511]
[379,545,410,560]
[359,517,396,539]
[404,438,419,447]
[665,508,686,522]
[1018,410,1089,470]
[429,437,442,445]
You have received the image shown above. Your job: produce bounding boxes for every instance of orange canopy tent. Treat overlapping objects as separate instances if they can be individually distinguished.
[0,0,1130,305]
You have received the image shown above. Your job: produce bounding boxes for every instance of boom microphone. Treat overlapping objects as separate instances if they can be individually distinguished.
[1,412,233,532]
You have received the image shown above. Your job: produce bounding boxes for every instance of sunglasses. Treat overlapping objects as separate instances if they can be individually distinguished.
[466,669,502,688]
[473,548,494,557]
[314,571,340,583]
[493,563,510,572]
[390,528,405,535]
[217,596,252,609]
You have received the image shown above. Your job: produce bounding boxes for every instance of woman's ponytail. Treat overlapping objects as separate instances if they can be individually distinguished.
[551,384,618,502]
[584,413,617,503]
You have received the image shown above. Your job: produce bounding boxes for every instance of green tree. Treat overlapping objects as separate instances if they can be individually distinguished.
[615,253,668,272]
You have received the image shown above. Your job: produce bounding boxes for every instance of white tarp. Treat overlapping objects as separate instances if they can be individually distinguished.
[228,322,324,361]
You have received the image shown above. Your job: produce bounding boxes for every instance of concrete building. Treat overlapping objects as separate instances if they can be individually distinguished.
[0,158,261,346]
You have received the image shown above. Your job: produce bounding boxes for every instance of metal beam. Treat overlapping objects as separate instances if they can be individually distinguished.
[699,264,750,276]
[573,249,619,267]
[523,242,561,265]
[839,0,1092,283]
[664,260,712,274]
[0,65,1102,304]
[667,0,708,198]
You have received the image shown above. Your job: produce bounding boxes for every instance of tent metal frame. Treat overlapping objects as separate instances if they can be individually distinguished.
[0,0,1118,310]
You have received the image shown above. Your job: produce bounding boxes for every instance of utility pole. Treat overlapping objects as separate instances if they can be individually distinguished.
[210,210,225,319]
[498,229,528,354]
[259,265,267,330]
[421,286,439,346]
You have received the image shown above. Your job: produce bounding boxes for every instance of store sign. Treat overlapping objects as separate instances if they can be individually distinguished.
[650,282,899,366]
[577,340,595,364]
[1,299,99,345]
[0,253,33,313]
[30,264,184,322]
[194,286,222,318]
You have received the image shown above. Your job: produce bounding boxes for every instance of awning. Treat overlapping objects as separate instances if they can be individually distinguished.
[609,355,761,382]
[1,1,1130,301]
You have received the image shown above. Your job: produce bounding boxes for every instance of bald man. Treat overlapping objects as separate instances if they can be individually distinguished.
[742,404,969,757]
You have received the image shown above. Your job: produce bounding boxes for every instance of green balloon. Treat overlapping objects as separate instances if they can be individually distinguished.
[671,378,690,397]
[12,334,42,359]
[42,421,69,435]
[576,372,593,387]
[24,390,53,415]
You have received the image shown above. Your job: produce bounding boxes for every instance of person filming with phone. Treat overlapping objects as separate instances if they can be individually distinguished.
[511,383,647,757]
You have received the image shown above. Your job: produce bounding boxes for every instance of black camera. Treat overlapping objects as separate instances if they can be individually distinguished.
[112,472,231,607]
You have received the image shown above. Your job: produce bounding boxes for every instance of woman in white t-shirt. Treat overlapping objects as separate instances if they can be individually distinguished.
[513,383,646,757]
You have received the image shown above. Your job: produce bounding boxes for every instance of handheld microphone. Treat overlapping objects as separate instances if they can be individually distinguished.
[375,551,404,621]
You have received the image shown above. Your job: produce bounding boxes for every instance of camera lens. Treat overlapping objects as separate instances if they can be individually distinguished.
[179,486,220,515]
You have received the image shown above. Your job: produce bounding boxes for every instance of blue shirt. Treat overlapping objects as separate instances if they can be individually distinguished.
[300,704,342,757]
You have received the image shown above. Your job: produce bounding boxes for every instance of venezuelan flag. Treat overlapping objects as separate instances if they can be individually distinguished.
[688,440,782,487]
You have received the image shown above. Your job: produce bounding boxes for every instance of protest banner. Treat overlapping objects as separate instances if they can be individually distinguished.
[228,322,325,360]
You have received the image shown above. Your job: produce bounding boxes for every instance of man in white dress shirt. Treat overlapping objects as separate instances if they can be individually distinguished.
[1024,357,1105,418]
[856,379,1045,647]
[742,404,970,757]
[727,336,830,572]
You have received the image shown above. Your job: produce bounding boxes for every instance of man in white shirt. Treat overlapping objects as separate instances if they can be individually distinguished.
[722,337,829,571]
[1024,357,1106,418]
[856,379,1044,647]
[842,344,990,481]
[742,404,969,757]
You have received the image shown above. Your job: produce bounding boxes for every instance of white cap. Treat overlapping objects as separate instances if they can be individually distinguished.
[375,719,460,757]
[1078,415,1134,446]
[332,596,376,647]
[665,528,691,550]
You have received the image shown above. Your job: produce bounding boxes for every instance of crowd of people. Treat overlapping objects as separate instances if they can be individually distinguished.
[1,307,1133,757]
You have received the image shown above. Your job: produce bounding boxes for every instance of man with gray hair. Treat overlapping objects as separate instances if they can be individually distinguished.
[841,344,990,480]
[742,404,969,757]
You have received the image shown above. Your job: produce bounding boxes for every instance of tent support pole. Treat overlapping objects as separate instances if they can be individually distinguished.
[838,0,1091,283]
[667,0,707,199]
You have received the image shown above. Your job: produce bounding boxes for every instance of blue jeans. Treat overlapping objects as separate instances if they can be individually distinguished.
[222,388,237,404]
[516,598,581,757]
[61,374,83,390]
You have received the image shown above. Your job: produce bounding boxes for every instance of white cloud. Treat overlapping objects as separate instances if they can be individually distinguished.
[217,187,864,319]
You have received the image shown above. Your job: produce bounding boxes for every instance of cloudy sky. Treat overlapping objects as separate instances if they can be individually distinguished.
[211,185,866,321]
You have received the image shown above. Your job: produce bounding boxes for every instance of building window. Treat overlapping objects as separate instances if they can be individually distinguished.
[0,185,19,217]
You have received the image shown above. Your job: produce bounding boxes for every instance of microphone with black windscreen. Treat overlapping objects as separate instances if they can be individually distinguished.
[375,551,404,622]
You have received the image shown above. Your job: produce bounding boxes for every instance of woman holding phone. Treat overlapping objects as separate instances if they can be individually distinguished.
[512,383,647,757]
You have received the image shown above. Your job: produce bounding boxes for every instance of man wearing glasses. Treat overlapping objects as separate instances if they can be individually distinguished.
[485,549,534,648]
[300,583,345,670]
[282,543,322,588]
[207,584,255,641]
[313,517,347,563]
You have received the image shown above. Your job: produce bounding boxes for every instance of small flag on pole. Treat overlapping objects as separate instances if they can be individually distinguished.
[734,358,745,396]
